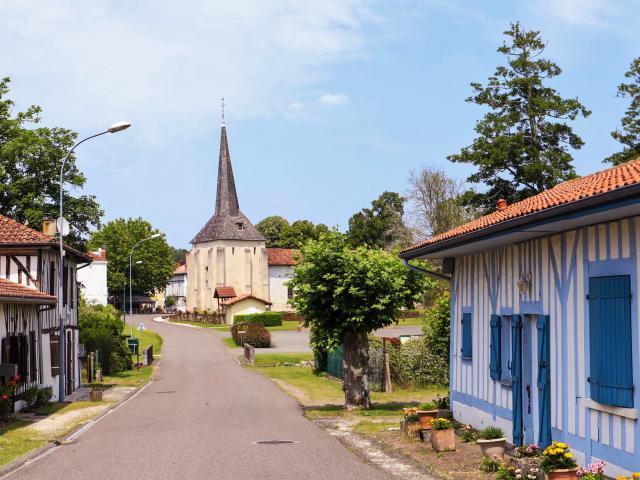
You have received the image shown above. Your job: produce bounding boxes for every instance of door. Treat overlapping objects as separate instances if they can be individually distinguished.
[65,331,73,395]
[511,314,523,446]
[536,315,552,448]
[521,316,535,445]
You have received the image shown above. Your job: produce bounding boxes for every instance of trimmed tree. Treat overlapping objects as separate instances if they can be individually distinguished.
[605,57,640,165]
[289,232,432,408]
[448,23,590,212]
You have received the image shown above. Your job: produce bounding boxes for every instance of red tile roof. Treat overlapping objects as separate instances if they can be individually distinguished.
[266,248,300,266]
[88,247,107,261]
[402,157,640,255]
[0,278,56,303]
[221,294,272,306]
[214,286,237,299]
[174,263,187,275]
[0,214,93,261]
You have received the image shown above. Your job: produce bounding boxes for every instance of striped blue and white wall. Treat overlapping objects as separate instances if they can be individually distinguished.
[450,216,640,477]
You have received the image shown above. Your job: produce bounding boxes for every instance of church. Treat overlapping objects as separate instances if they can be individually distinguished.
[186,112,272,319]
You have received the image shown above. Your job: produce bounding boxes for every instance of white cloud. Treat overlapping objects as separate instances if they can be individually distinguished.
[0,0,381,142]
[318,93,350,105]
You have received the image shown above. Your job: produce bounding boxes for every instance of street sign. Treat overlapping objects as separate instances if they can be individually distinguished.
[137,322,146,331]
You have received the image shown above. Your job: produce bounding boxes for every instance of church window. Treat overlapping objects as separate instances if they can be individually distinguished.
[236,222,244,231]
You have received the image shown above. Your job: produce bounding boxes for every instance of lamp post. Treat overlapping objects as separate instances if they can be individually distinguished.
[129,260,143,336]
[122,260,141,328]
[58,121,131,402]
[129,234,162,337]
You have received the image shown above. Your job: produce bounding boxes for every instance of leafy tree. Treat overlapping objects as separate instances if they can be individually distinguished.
[407,167,478,239]
[171,247,188,264]
[88,218,174,297]
[605,57,640,165]
[347,191,412,249]
[0,77,103,248]
[422,292,451,363]
[289,232,433,408]
[256,215,330,248]
[448,23,590,212]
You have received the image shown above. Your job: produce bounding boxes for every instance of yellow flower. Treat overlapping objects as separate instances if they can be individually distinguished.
[633,474,640,479]
[556,442,568,448]
[564,453,573,459]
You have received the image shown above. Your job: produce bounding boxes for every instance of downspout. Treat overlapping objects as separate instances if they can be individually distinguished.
[402,259,451,282]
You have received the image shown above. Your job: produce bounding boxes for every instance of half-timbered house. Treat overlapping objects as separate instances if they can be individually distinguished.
[400,159,640,477]
[0,215,92,401]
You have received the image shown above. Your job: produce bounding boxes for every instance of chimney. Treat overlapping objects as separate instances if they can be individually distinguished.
[496,199,508,212]
[42,218,57,236]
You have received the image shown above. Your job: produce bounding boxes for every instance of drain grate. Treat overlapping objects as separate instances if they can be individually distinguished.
[254,440,297,445]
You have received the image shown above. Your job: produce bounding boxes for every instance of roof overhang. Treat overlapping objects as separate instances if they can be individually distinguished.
[401,183,640,260]
[0,296,57,305]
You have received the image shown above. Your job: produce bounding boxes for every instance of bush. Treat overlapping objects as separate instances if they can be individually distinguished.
[392,338,449,387]
[79,302,131,374]
[21,386,39,409]
[480,426,505,440]
[231,323,271,348]
[36,386,54,407]
[433,395,450,410]
[479,457,502,473]
[233,312,283,327]
[460,429,479,443]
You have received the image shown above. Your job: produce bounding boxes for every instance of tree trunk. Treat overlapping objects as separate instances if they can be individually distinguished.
[342,330,371,409]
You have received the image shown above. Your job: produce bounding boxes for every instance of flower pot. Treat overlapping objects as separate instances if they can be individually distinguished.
[405,422,422,437]
[89,389,102,402]
[546,468,579,480]
[431,429,455,452]
[477,437,507,459]
[417,410,438,429]
[510,457,542,480]
[437,408,453,419]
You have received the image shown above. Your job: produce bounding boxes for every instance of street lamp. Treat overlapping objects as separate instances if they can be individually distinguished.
[129,233,163,337]
[58,121,131,402]
[123,260,142,329]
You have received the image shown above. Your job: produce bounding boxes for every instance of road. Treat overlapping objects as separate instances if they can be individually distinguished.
[8,315,390,480]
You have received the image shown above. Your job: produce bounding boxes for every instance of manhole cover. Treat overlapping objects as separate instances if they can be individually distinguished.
[254,440,297,445]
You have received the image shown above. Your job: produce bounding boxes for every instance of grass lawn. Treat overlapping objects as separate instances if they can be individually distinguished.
[252,352,313,366]
[392,317,424,327]
[250,366,345,403]
[125,325,163,356]
[171,320,230,331]
[95,365,154,388]
[266,321,301,332]
[223,337,240,349]
[0,419,47,467]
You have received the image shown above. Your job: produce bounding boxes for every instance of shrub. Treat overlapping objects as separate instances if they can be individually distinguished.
[495,464,517,480]
[233,312,283,327]
[36,386,54,407]
[392,338,449,387]
[419,402,436,411]
[459,428,479,443]
[479,457,502,473]
[405,412,419,424]
[21,386,39,409]
[480,426,505,440]
[231,323,271,347]
[431,418,452,430]
[433,395,450,410]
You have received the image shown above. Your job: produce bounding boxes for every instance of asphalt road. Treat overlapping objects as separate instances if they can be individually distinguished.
[8,315,390,480]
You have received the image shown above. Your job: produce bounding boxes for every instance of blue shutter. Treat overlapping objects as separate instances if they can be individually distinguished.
[489,314,502,380]
[537,315,552,449]
[511,314,523,446]
[461,312,472,359]
[588,275,634,408]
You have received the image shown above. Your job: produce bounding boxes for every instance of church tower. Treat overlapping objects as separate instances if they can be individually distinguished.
[186,105,268,313]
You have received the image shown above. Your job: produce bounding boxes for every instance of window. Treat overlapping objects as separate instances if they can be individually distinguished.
[50,334,60,376]
[588,275,634,407]
[29,332,37,382]
[287,286,294,299]
[236,222,244,231]
[49,261,55,295]
[461,312,472,359]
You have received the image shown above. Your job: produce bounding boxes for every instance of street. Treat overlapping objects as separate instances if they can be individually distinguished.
[6,315,390,480]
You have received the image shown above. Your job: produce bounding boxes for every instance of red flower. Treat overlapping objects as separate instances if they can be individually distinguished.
[7,380,16,387]
[1,395,9,401]
[13,375,20,382]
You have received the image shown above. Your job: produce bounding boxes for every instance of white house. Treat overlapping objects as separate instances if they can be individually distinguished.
[400,158,640,477]
[77,246,108,305]
[267,248,298,311]
[165,263,187,312]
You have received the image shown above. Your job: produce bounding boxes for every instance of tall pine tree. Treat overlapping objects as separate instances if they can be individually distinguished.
[449,23,590,212]
[605,57,640,165]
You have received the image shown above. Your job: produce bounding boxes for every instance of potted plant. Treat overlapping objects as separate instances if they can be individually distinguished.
[540,441,578,479]
[434,395,452,419]
[576,461,606,480]
[404,412,421,437]
[416,402,438,429]
[477,426,507,459]
[431,418,455,452]
[510,444,542,480]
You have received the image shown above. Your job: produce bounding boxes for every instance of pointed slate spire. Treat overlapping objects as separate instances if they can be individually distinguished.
[191,105,265,244]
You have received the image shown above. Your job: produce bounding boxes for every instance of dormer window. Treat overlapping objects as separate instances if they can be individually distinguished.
[236,222,244,231]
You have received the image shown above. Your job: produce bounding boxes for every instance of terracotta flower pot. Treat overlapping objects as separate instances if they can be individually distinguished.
[89,389,102,402]
[546,468,579,480]
[417,410,438,429]
[477,437,507,459]
[431,429,455,452]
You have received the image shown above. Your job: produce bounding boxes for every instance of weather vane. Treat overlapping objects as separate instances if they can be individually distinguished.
[221,97,225,126]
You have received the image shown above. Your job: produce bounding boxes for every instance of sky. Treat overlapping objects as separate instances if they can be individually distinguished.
[1,0,639,248]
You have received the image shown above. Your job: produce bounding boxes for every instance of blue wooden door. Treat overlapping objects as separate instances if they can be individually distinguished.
[511,314,523,446]
[536,315,552,448]
[521,316,535,445]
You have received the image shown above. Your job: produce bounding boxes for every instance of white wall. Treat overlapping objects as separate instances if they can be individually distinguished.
[268,265,294,311]
[77,261,108,305]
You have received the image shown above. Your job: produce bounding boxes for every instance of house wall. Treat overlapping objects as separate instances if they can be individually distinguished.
[268,265,294,311]
[77,260,108,305]
[451,216,640,476]
[186,240,268,312]
[224,298,270,324]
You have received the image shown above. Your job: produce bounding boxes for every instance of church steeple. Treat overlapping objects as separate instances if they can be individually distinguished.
[190,104,265,244]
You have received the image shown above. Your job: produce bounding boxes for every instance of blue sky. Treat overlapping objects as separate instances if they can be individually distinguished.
[1,0,639,248]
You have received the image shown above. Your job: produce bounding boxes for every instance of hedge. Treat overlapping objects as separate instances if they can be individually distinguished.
[233,312,283,327]
[231,322,271,348]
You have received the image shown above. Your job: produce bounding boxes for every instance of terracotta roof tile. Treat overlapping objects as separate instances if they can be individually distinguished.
[402,157,640,254]
[220,294,272,306]
[266,248,300,266]
[214,286,237,299]
[174,264,187,275]
[0,278,57,303]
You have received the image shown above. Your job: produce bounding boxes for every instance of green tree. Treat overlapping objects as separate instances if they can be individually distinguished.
[0,77,103,248]
[422,292,451,363]
[448,23,590,212]
[347,191,412,249]
[605,57,640,165]
[289,232,433,408]
[88,218,174,297]
[171,247,188,264]
[256,215,290,247]
[256,215,331,248]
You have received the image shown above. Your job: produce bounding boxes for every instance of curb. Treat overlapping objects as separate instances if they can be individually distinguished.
[0,360,160,479]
